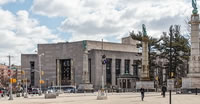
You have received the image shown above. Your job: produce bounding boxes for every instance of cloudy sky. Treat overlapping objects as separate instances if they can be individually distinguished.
[0,0,195,65]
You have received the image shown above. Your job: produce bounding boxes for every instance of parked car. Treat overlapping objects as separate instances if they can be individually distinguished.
[0,88,7,97]
[63,87,75,93]
[28,88,39,94]
[0,88,3,96]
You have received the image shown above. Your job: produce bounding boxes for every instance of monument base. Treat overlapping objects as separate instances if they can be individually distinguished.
[182,77,200,89]
[78,83,94,92]
[97,90,107,100]
[136,81,154,90]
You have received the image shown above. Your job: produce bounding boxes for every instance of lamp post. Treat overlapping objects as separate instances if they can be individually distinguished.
[22,68,30,98]
[97,39,107,100]
[8,55,13,100]
[169,26,173,104]
[38,53,44,95]
[24,70,28,98]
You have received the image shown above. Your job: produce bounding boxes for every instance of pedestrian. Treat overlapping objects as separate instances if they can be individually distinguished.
[140,87,145,101]
[161,85,167,98]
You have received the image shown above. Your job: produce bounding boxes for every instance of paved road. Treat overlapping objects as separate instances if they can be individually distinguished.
[0,92,200,104]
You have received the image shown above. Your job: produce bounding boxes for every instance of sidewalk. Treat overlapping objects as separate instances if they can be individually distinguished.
[0,92,199,104]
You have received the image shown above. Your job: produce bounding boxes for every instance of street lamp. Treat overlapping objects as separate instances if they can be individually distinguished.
[169,25,173,104]
[38,53,44,95]
[21,68,30,98]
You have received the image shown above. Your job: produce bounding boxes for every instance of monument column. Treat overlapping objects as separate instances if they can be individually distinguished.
[182,0,200,90]
[78,41,93,92]
[136,24,154,90]
[141,39,149,80]
[188,14,200,77]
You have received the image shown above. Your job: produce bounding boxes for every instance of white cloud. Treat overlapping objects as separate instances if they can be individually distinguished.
[32,0,194,42]
[0,0,15,5]
[0,9,64,65]
[0,0,24,5]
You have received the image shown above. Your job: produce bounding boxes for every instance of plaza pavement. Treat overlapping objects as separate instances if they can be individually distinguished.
[0,92,200,104]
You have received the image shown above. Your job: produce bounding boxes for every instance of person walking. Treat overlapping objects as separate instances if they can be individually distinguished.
[162,86,167,98]
[140,87,145,101]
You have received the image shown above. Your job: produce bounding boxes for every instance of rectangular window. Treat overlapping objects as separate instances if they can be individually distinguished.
[106,58,112,86]
[30,61,35,70]
[124,60,130,74]
[115,59,121,85]
[133,60,138,77]
[30,72,35,86]
[60,59,71,85]
[30,61,35,86]
[88,58,92,83]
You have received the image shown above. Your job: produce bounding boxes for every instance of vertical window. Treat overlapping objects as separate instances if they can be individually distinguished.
[88,58,92,83]
[106,58,112,86]
[124,60,130,74]
[30,61,35,86]
[30,61,35,69]
[115,59,121,85]
[61,59,71,85]
[133,60,138,77]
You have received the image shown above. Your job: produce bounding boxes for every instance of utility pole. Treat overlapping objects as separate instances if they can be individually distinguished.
[169,26,173,104]
[102,39,104,90]
[38,53,44,95]
[8,55,14,100]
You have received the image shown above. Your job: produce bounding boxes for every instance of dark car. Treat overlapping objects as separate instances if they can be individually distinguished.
[0,88,7,97]
[28,88,39,94]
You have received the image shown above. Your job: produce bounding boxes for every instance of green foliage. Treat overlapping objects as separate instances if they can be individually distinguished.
[129,25,190,83]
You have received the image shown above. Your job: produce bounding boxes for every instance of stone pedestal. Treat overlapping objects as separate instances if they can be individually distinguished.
[78,83,93,92]
[182,77,200,89]
[182,14,200,91]
[97,90,107,100]
[136,81,154,89]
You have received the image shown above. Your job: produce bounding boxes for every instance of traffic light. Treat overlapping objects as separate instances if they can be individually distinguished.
[40,80,45,84]
[101,54,107,64]
[10,78,17,83]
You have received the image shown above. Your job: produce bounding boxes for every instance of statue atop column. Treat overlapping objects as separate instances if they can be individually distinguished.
[136,24,154,90]
[192,0,198,14]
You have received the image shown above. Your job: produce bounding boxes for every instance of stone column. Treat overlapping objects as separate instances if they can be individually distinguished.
[112,59,116,86]
[82,50,89,83]
[130,60,133,75]
[71,59,74,85]
[188,14,200,77]
[56,60,60,86]
[141,40,149,80]
[121,59,124,75]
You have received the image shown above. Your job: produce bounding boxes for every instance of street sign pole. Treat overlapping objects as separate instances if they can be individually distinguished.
[8,70,13,100]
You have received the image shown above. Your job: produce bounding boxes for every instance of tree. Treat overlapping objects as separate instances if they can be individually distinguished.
[130,25,190,87]
[157,25,190,87]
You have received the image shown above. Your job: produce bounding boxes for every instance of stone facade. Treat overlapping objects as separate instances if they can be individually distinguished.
[21,36,141,90]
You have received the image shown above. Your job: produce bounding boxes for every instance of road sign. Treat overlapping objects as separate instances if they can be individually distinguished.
[167,79,174,90]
